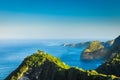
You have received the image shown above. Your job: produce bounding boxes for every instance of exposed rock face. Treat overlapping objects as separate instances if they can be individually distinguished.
[62,40,114,60]
[96,36,120,76]
[81,41,108,60]
[102,40,114,48]
[81,48,108,60]
[109,36,120,55]
[5,50,120,80]
[81,39,115,60]
[96,53,120,77]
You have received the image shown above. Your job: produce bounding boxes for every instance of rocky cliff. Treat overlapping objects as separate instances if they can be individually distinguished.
[81,41,108,60]
[96,36,120,76]
[62,40,113,60]
[96,52,120,76]
[81,39,115,60]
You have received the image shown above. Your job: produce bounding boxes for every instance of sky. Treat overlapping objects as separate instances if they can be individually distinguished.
[0,0,120,39]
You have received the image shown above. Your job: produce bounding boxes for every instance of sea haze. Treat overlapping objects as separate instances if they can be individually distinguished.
[0,39,106,80]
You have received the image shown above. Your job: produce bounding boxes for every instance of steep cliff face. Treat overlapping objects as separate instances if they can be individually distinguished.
[96,53,120,77]
[5,50,120,80]
[81,41,108,60]
[81,48,108,60]
[63,40,114,60]
[109,36,120,56]
[96,36,120,76]
[80,38,115,60]
[102,40,114,48]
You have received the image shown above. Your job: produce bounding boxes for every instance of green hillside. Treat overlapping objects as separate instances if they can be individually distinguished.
[5,50,120,80]
[84,41,104,53]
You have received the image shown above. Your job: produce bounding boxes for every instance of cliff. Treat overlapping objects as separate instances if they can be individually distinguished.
[96,36,120,76]
[63,40,113,60]
[81,39,114,60]
[81,41,108,60]
[96,52,120,76]
[5,50,120,80]
[109,36,120,57]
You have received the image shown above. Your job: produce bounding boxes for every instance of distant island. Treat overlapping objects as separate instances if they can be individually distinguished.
[80,40,113,60]
[62,41,90,48]
[62,40,113,48]
[80,36,120,61]
[62,39,114,60]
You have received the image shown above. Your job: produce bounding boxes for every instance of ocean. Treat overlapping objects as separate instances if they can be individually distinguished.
[0,39,105,80]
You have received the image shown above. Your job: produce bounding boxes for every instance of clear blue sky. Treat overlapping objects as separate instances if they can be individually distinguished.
[0,0,120,39]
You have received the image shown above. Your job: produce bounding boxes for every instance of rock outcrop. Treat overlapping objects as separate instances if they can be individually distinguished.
[102,40,114,48]
[96,36,120,76]
[81,41,109,60]
[5,50,120,80]
[109,36,120,57]
[62,40,114,60]
[81,39,115,60]
[96,52,120,77]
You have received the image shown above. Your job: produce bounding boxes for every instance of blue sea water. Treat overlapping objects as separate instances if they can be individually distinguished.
[0,39,105,80]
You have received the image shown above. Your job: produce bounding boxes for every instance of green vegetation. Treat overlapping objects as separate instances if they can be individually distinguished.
[97,52,120,77]
[5,50,70,80]
[5,50,120,80]
[96,36,120,76]
[84,41,104,53]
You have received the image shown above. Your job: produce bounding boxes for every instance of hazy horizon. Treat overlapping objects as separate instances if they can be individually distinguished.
[0,0,120,39]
